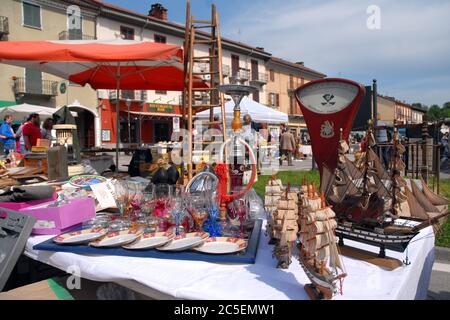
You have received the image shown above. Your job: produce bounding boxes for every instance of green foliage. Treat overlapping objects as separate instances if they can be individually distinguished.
[425,102,450,121]
[253,170,320,198]
[427,104,442,121]
[435,179,450,247]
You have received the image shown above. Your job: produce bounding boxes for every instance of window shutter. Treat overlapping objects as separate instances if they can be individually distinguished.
[276,94,280,107]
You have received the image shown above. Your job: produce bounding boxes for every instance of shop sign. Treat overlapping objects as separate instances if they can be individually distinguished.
[147,103,174,113]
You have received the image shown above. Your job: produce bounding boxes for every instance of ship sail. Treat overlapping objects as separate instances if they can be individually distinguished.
[298,189,346,299]
[420,178,450,206]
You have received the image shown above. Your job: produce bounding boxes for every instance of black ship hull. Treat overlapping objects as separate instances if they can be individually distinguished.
[336,223,418,254]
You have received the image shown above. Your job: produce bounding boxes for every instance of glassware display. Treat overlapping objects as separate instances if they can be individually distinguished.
[187,194,209,232]
[111,180,130,219]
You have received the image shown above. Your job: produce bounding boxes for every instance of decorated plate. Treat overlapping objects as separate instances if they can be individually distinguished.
[53,227,107,245]
[193,237,247,254]
[69,175,107,188]
[90,228,143,248]
[156,232,209,252]
[122,231,175,250]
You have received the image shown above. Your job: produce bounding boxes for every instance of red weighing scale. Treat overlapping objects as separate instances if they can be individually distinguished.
[294,78,365,174]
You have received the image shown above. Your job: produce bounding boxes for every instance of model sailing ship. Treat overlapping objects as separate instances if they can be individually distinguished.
[298,185,347,300]
[267,182,299,268]
[321,122,449,257]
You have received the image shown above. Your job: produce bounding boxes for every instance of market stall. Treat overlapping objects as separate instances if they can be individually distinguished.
[24,219,434,300]
[196,96,288,125]
[0,104,77,121]
[0,39,207,172]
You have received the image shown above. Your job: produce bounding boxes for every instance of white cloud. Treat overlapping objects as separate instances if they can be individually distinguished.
[221,0,450,105]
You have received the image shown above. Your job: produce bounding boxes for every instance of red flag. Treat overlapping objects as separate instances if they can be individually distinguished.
[294,78,365,174]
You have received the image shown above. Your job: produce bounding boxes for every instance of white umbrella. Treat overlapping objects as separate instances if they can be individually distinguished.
[195,96,288,124]
[0,103,77,122]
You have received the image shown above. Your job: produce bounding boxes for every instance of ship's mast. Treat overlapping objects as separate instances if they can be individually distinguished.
[390,120,399,217]
[361,119,374,208]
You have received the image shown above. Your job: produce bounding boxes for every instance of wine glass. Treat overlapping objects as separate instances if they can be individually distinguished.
[111,180,129,219]
[170,186,186,236]
[189,193,209,232]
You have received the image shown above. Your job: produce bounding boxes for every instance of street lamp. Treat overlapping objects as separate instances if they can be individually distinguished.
[126,98,132,145]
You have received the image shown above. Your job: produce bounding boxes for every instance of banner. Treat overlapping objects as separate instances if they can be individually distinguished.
[294,78,365,174]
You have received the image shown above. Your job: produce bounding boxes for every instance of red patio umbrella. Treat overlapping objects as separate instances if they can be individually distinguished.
[0,39,206,171]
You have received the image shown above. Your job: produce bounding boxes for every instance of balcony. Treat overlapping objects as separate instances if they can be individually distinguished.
[13,77,58,97]
[59,30,96,41]
[250,72,268,86]
[0,16,8,38]
[109,90,148,102]
[230,69,250,84]
[222,65,230,78]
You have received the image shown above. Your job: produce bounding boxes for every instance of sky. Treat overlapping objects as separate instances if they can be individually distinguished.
[106,0,450,107]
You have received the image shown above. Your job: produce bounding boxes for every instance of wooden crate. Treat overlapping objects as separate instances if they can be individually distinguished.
[23,157,48,175]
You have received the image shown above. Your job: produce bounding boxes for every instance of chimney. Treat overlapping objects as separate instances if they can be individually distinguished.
[149,3,168,21]
[295,61,304,66]
[256,47,265,51]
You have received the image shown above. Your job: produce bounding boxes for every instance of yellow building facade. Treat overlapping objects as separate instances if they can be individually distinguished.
[0,0,100,147]
[266,57,325,136]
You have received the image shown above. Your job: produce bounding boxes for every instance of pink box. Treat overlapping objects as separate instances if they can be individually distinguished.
[0,193,58,211]
[18,197,96,235]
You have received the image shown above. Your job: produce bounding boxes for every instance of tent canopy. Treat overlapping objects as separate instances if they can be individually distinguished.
[196,96,288,124]
[0,103,77,121]
[0,39,206,90]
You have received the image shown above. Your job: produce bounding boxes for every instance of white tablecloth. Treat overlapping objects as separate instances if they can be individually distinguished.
[24,222,434,300]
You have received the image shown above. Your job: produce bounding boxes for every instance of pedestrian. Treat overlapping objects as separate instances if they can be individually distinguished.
[15,117,30,153]
[279,128,296,166]
[22,113,42,151]
[0,115,16,155]
[41,118,54,140]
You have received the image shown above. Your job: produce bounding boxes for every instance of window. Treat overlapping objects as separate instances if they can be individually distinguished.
[155,90,167,95]
[120,26,135,40]
[289,74,294,89]
[269,93,279,108]
[231,55,240,77]
[23,2,41,29]
[154,34,166,43]
[253,91,260,103]
[269,69,275,82]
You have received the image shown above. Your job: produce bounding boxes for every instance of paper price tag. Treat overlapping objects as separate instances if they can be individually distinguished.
[90,181,117,209]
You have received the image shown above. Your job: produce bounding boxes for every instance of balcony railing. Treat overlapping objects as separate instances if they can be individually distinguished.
[250,72,268,85]
[59,30,96,40]
[13,77,58,97]
[222,65,230,78]
[109,90,148,102]
[0,16,9,36]
[230,69,250,84]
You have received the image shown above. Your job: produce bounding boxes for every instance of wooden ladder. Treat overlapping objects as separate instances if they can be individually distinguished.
[183,1,227,180]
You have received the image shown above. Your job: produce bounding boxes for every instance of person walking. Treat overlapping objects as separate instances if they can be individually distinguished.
[279,128,296,166]
[22,113,42,152]
[41,118,54,140]
[0,115,16,155]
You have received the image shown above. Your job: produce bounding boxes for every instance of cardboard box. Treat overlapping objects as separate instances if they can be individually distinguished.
[20,197,96,235]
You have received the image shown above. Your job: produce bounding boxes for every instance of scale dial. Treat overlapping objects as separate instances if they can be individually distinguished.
[296,81,359,114]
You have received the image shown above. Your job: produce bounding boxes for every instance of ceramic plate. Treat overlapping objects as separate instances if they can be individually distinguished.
[122,232,175,250]
[193,237,247,254]
[69,175,107,188]
[54,227,107,245]
[157,232,209,252]
[90,229,143,248]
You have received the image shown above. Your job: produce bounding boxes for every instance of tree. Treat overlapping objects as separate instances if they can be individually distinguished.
[427,104,442,121]
[443,102,450,110]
